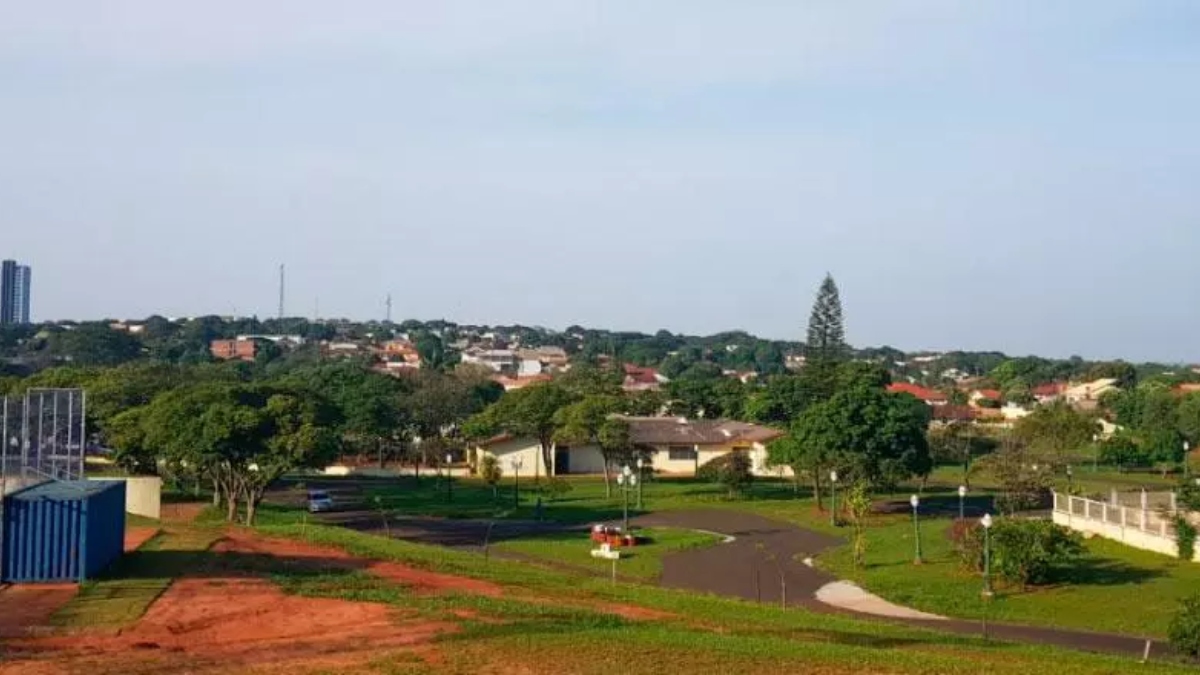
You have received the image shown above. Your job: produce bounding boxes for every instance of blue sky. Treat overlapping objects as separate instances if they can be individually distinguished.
[2,2,1199,361]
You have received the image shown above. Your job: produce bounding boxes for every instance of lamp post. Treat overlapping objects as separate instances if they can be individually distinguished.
[1065,464,1073,494]
[829,470,839,527]
[958,485,967,521]
[1093,433,1101,472]
[616,465,638,533]
[509,457,524,509]
[910,494,923,565]
[1184,441,1191,477]
[445,453,454,502]
[981,513,994,597]
[636,456,645,510]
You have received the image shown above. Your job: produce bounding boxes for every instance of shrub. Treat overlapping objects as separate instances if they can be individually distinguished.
[543,477,573,502]
[1169,593,1200,658]
[479,455,502,498]
[1173,516,1197,562]
[952,518,1083,590]
[697,451,754,498]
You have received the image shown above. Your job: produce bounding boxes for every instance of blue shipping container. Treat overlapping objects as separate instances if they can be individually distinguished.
[2,480,126,583]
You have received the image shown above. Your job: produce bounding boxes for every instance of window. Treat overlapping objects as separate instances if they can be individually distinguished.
[668,446,696,461]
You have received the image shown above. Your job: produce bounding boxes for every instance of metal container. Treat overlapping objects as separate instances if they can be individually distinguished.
[2,480,126,583]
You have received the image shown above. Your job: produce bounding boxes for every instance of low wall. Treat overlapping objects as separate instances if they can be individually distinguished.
[1052,492,1198,562]
[88,476,162,520]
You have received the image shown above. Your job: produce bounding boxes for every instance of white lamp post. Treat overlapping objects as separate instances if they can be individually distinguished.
[981,513,994,596]
[636,456,645,509]
[829,470,840,527]
[910,494,923,564]
[616,466,638,532]
[445,453,454,502]
[958,485,967,521]
[509,456,524,509]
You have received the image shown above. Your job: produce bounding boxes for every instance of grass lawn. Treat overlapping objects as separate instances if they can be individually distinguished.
[262,521,1198,674]
[280,471,1200,640]
[52,526,221,629]
[493,527,722,581]
[819,511,1200,637]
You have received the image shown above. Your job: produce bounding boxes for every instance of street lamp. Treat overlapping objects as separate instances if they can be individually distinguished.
[910,494,923,565]
[636,456,645,510]
[1184,441,1191,477]
[1066,464,1074,493]
[830,470,839,527]
[616,465,638,533]
[957,485,967,521]
[1092,433,1101,472]
[981,513,994,597]
[445,453,454,502]
[509,456,524,509]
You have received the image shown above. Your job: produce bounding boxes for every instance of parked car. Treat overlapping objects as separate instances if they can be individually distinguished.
[307,489,334,513]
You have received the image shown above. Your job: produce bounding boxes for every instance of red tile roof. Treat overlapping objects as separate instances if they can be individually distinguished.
[887,383,947,402]
[1031,382,1066,397]
[975,389,1002,401]
[931,405,977,422]
[623,364,661,385]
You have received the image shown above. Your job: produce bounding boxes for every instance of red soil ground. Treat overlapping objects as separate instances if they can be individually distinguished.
[0,531,498,674]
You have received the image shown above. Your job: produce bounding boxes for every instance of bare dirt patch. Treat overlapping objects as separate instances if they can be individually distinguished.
[0,585,77,639]
[216,532,503,597]
[3,576,454,674]
[124,527,159,553]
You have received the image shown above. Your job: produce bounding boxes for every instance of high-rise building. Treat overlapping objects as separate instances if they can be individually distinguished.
[0,259,31,325]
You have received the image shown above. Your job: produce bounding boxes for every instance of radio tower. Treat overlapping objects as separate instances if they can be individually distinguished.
[385,293,393,323]
[278,264,286,319]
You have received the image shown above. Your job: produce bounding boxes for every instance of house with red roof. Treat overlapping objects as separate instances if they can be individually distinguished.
[1031,382,1067,403]
[886,383,948,405]
[623,364,669,392]
[970,389,1003,408]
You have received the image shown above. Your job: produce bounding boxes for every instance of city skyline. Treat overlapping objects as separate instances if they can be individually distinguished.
[3,3,1200,362]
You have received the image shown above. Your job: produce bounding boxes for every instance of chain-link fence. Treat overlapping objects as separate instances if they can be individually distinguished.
[1,388,87,485]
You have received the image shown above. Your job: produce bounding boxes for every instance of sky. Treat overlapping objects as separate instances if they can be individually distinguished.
[2,2,1199,362]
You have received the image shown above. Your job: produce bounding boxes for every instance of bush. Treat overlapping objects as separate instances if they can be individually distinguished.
[543,477,573,502]
[1169,593,1200,658]
[479,455,502,498]
[697,450,754,497]
[1099,433,1152,470]
[1173,516,1197,562]
[952,518,1083,589]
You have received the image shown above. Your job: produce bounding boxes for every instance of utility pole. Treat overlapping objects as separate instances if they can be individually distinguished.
[278,264,286,320]
[385,294,393,323]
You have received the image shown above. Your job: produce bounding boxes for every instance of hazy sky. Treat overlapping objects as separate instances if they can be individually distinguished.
[3,2,1199,361]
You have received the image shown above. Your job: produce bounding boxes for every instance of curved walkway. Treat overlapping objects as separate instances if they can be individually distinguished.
[634,510,1168,659]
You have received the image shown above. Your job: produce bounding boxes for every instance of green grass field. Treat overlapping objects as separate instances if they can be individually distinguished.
[307,469,1199,640]
[493,527,721,581]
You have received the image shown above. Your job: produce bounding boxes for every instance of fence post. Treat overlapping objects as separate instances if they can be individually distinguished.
[1101,502,1108,524]
[1111,488,1118,506]
[1053,491,1059,512]
[1085,500,1091,520]
[1141,505,1148,531]
[1171,491,1178,514]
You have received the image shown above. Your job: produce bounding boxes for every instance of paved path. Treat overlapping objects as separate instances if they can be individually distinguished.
[636,510,1170,660]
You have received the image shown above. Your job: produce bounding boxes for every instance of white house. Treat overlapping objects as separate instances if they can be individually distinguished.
[471,417,785,478]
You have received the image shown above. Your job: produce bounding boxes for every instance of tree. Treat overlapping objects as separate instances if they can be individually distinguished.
[771,386,931,502]
[480,454,503,499]
[554,395,628,496]
[1169,593,1200,659]
[805,274,847,364]
[1012,401,1099,465]
[979,435,1052,514]
[464,383,576,483]
[697,450,753,498]
[1098,432,1150,471]
[414,331,449,371]
[1176,393,1200,448]
[46,323,144,366]
[845,482,872,568]
[140,383,337,524]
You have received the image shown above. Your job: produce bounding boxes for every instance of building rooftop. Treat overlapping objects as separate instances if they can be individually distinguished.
[8,479,122,501]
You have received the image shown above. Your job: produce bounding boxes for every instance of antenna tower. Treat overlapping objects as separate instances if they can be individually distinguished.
[278,264,285,319]
[386,294,393,323]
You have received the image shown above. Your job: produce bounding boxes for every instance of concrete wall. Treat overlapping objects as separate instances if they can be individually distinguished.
[88,476,162,520]
[1053,493,1199,562]
[476,438,553,479]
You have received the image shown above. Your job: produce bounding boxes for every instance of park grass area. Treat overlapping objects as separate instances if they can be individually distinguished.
[819,511,1200,638]
[51,525,221,629]
[260,520,1197,674]
[492,527,722,581]
[33,506,1199,674]
[284,472,1200,640]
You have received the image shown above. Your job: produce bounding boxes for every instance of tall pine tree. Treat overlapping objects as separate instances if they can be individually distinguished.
[806,274,847,363]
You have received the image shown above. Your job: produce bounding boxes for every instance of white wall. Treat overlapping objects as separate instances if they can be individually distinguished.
[1053,493,1199,562]
[88,476,162,519]
[477,438,552,479]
